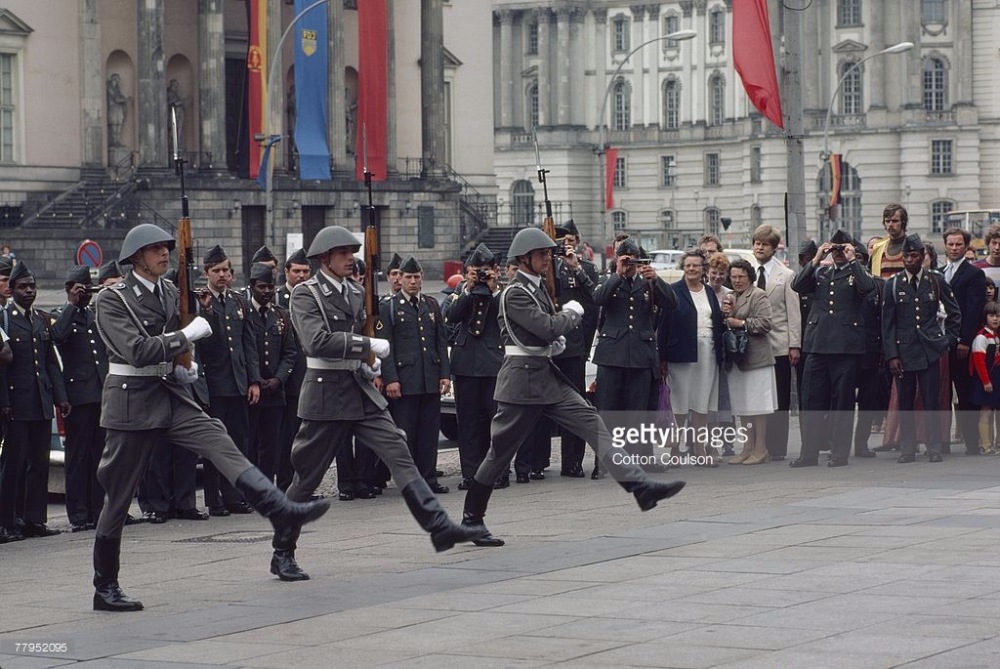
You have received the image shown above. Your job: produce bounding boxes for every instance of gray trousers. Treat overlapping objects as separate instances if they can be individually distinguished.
[475,383,646,486]
[286,410,421,503]
[96,394,252,538]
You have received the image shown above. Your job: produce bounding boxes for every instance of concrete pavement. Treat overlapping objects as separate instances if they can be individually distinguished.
[4,420,1000,667]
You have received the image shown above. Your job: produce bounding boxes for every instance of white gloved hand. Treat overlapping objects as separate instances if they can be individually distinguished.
[369,338,391,359]
[551,335,567,357]
[360,359,382,380]
[180,316,212,342]
[173,361,199,385]
[563,300,584,317]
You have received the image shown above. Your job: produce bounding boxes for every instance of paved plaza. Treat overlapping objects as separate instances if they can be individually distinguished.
[4,422,1000,668]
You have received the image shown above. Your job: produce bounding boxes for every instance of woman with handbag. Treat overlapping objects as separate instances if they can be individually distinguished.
[658,249,724,465]
[722,258,777,465]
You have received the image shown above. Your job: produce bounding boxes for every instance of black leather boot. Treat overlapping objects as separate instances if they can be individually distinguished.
[621,479,687,511]
[234,468,330,534]
[462,479,505,547]
[270,525,309,581]
[401,479,487,552]
[93,535,143,612]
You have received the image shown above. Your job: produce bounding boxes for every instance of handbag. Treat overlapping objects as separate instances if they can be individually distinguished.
[722,325,749,364]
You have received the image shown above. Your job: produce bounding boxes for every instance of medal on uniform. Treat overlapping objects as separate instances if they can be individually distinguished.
[848,275,855,287]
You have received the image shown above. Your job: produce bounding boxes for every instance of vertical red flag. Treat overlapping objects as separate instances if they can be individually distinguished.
[605,147,618,210]
[828,153,843,210]
[247,0,267,179]
[357,0,388,181]
[733,0,784,128]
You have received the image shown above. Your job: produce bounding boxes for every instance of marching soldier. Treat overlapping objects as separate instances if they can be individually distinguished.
[0,263,70,540]
[50,266,108,532]
[378,256,451,493]
[271,226,482,581]
[90,223,328,611]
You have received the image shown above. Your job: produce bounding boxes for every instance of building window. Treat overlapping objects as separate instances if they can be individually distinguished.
[664,14,680,45]
[613,80,630,131]
[659,208,676,230]
[663,79,680,130]
[614,156,627,188]
[527,22,539,55]
[750,146,762,183]
[922,0,946,23]
[923,58,947,112]
[661,155,676,187]
[612,15,630,53]
[709,8,726,45]
[840,61,862,115]
[705,208,721,236]
[751,205,762,229]
[931,139,953,175]
[511,180,535,228]
[0,53,16,163]
[838,0,862,26]
[527,82,539,129]
[931,199,955,233]
[612,210,628,231]
[705,152,720,186]
[710,74,725,126]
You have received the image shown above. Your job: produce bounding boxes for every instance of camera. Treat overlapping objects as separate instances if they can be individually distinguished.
[829,244,846,253]
[552,245,568,257]
[475,268,490,282]
[626,258,652,266]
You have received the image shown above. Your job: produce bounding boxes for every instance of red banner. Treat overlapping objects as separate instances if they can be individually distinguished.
[733,0,784,128]
[828,153,843,210]
[605,147,618,210]
[247,0,267,179]
[357,0,388,181]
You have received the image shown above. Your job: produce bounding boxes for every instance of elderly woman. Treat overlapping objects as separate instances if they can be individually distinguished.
[706,252,735,455]
[658,249,723,465]
[723,258,777,465]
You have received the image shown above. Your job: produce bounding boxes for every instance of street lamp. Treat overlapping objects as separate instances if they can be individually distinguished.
[597,29,696,258]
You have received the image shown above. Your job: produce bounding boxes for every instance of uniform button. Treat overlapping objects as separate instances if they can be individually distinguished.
[829,291,834,295]
[628,325,633,329]
[422,347,427,351]
[829,310,834,314]
[121,383,128,389]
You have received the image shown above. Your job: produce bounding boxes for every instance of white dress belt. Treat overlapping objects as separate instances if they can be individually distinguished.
[107,362,173,377]
[306,357,362,370]
[503,345,551,357]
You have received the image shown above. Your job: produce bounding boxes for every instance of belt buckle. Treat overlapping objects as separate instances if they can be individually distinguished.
[156,362,173,377]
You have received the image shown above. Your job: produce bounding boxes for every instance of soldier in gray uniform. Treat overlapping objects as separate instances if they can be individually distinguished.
[91,224,328,611]
[461,228,686,547]
[50,265,108,532]
[275,248,309,490]
[882,233,961,463]
[272,226,483,581]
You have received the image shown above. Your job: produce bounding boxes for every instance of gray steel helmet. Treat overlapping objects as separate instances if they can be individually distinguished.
[506,227,556,259]
[306,225,361,258]
[119,224,175,263]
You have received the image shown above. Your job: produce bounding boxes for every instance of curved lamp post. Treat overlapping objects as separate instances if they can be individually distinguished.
[597,29,696,258]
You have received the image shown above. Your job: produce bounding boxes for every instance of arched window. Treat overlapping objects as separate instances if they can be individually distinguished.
[818,160,863,239]
[511,180,535,228]
[709,73,725,126]
[923,58,947,112]
[663,78,680,130]
[659,208,676,230]
[613,79,631,131]
[840,61,862,115]
[527,82,539,129]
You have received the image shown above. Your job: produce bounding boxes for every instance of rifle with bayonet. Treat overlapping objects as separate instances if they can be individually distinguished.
[361,124,380,366]
[172,108,195,369]
[531,127,559,304]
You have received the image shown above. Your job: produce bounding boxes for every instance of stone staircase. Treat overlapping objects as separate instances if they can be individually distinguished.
[22,167,138,229]
[469,226,523,263]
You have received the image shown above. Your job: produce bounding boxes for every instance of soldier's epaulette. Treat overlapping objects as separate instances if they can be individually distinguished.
[423,294,440,312]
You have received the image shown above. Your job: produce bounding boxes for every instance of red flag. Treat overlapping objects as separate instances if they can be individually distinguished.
[247,0,267,178]
[357,0,388,181]
[828,153,842,210]
[733,0,784,128]
[605,147,618,210]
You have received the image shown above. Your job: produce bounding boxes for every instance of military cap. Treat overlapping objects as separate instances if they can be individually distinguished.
[464,243,496,268]
[798,239,818,258]
[251,245,277,264]
[902,233,924,254]
[65,265,92,286]
[203,244,228,266]
[399,256,422,274]
[554,219,580,239]
[9,261,32,285]
[285,248,307,266]
[0,255,14,277]
[616,237,641,257]
[853,240,869,260]
[829,229,854,245]
[249,262,276,284]
[97,260,122,283]
[386,252,403,272]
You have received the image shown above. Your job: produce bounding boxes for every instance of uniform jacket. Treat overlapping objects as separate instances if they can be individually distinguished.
[378,292,450,394]
[198,289,261,397]
[247,301,298,407]
[947,259,986,348]
[729,286,775,371]
[761,261,802,357]
[592,272,677,371]
[882,269,962,372]
[443,288,503,377]
[50,302,107,406]
[0,303,67,421]
[792,260,876,354]
[92,272,197,430]
[859,277,885,370]
[553,258,599,359]
[274,284,292,309]
[288,271,383,420]
[495,271,582,405]
[658,280,723,366]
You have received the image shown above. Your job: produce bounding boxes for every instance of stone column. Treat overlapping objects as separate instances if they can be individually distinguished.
[387,0,398,172]
[956,0,973,104]
[267,0,284,170]
[867,0,885,109]
[421,0,446,175]
[497,10,514,129]
[328,0,347,173]
[645,4,660,127]
[555,7,572,126]
[137,0,167,167]
[629,5,645,127]
[198,0,226,169]
[568,9,583,127]
[536,9,552,127]
[80,0,103,165]
[592,7,607,131]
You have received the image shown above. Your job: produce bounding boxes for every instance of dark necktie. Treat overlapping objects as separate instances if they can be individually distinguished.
[910,273,918,290]
[218,291,225,308]
[259,305,267,320]
[410,295,419,309]
[757,266,766,290]
[153,283,163,310]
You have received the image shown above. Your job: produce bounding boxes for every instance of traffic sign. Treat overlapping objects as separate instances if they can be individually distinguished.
[76,239,103,268]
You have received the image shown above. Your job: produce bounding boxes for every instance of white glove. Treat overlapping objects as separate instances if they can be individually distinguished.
[551,335,567,357]
[369,338,391,359]
[360,359,382,380]
[180,316,212,342]
[173,361,199,385]
[563,300,584,317]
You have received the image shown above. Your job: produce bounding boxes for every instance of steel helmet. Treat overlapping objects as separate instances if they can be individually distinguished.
[506,227,556,259]
[306,225,361,258]
[118,224,175,263]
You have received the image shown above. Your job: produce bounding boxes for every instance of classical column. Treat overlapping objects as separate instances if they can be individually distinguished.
[267,0,284,170]
[591,7,607,131]
[80,0,103,165]
[498,10,514,128]
[956,0,973,104]
[387,0,397,172]
[867,0,885,109]
[629,5,645,127]
[421,0,446,175]
[198,0,226,169]
[536,9,552,127]
[568,9,584,127]
[328,0,346,173]
[645,4,660,127]
[137,0,167,167]
[555,7,572,126]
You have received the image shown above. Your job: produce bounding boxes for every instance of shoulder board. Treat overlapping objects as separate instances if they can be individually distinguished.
[423,294,440,310]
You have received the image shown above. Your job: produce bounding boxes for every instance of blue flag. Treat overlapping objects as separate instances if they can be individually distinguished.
[257,137,274,191]
[294,0,331,180]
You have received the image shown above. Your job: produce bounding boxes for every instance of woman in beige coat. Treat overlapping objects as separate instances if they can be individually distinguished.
[722,258,777,465]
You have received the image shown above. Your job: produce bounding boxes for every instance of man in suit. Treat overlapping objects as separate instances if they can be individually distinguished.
[461,228,686,547]
[50,266,108,532]
[378,256,451,493]
[198,244,262,516]
[941,227,986,455]
[751,224,801,462]
[274,248,309,490]
[882,233,962,463]
[0,262,70,541]
[273,227,481,581]
[790,229,876,468]
[90,224,328,611]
